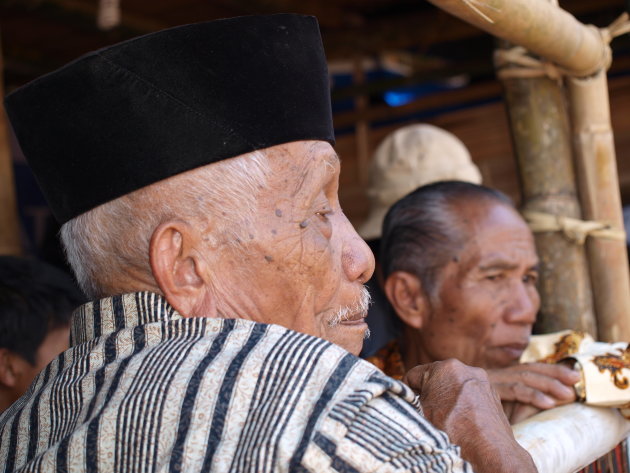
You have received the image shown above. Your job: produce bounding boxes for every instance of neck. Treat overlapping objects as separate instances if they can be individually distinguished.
[399,325,432,371]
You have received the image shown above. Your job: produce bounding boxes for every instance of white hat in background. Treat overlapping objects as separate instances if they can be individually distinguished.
[358,123,482,240]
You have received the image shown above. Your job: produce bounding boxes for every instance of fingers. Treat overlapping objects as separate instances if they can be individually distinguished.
[404,358,489,396]
[402,363,432,394]
[517,362,581,386]
[404,360,537,473]
[494,380,557,409]
[488,363,581,408]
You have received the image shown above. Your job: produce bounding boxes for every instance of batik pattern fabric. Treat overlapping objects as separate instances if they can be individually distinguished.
[0,292,471,473]
[522,330,630,473]
[522,330,630,414]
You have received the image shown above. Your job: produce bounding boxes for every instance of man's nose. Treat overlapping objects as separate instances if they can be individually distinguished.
[505,280,539,325]
[341,219,375,284]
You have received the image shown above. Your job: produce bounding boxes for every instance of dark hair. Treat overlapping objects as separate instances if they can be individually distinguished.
[0,256,85,364]
[380,181,513,300]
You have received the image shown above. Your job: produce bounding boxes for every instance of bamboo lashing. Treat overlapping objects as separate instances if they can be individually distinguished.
[523,211,626,246]
[494,46,565,82]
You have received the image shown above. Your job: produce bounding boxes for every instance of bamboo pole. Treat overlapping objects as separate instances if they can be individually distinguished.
[568,71,630,341]
[0,36,22,256]
[425,0,608,77]
[497,45,596,335]
[513,403,630,473]
[353,56,370,187]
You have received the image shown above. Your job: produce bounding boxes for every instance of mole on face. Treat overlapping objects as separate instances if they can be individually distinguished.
[264,255,274,263]
[275,209,283,217]
[299,220,309,229]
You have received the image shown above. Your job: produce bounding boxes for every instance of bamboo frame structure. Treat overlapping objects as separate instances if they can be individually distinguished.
[568,71,630,341]
[0,36,22,256]
[428,0,630,341]
[425,0,608,77]
[497,49,596,335]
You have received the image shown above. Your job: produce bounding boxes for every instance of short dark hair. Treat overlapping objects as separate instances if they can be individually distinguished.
[0,256,85,364]
[381,181,514,300]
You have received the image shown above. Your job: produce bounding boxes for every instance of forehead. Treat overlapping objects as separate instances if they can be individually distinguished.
[274,141,339,189]
[459,202,537,264]
[299,141,339,170]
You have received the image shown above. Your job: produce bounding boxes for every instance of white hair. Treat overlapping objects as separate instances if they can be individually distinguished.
[60,151,270,298]
[327,286,372,335]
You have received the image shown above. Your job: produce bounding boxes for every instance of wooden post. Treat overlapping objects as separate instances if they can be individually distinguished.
[497,45,596,335]
[0,36,22,256]
[568,71,630,341]
[353,56,370,187]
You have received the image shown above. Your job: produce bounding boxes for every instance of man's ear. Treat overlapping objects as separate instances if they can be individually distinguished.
[383,271,430,330]
[0,349,19,388]
[149,220,214,317]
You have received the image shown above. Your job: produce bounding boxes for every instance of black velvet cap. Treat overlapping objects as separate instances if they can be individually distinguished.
[5,14,335,224]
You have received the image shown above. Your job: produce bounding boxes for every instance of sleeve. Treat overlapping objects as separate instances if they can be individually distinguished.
[300,390,474,473]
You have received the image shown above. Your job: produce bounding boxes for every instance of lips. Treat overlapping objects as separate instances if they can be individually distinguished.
[340,311,367,325]
[497,343,529,360]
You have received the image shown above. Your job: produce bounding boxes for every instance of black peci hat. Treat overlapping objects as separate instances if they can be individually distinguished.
[5,14,335,224]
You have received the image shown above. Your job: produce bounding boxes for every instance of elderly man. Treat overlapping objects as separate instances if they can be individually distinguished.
[357,123,483,357]
[371,181,580,423]
[0,15,535,472]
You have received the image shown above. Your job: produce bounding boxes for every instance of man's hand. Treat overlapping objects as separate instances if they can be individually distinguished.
[404,359,537,473]
[488,362,581,423]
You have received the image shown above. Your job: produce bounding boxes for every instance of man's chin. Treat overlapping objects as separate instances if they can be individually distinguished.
[325,321,369,356]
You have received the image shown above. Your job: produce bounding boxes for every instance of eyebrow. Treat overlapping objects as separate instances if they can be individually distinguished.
[478,262,540,272]
[328,152,341,166]
[292,149,340,197]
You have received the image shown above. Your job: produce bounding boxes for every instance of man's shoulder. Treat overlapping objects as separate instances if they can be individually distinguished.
[0,314,461,472]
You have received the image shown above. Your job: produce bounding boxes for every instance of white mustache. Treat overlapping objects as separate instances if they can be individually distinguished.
[327,286,372,329]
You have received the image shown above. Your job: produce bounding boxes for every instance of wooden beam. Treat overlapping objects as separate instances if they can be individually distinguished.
[333,79,502,129]
[0,35,23,256]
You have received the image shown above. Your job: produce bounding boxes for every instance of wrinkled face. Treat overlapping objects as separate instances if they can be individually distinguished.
[417,202,540,369]
[207,141,374,355]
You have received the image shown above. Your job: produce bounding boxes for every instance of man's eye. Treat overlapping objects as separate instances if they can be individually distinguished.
[523,273,538,284]
[485,273,502,281]
[316,209,332,221]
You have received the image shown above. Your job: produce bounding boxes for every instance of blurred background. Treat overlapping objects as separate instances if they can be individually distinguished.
[1,0,630,259]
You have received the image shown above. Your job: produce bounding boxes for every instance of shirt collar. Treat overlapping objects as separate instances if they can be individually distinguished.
[70,291,181,345]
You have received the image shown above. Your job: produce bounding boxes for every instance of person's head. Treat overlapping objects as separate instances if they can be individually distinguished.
[0,256,85,411]
[381,181,540,369]
[6,15,374,356]
[61,141,374,354]
[358,123,482,242]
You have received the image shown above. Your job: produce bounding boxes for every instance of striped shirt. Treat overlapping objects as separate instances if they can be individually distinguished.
[0,292,472,472]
